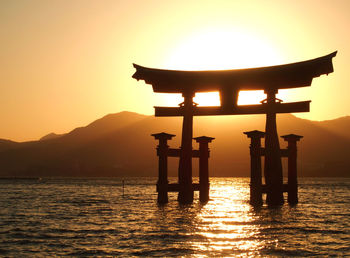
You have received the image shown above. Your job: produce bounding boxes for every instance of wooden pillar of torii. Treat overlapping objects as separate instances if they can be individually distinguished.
[178,91,195,203]
[132,51,336,205]
[152,132,214,204]
[244,130,265,206]
[264,89,284,205]
[282,134,303,205]
[244,130,303,206]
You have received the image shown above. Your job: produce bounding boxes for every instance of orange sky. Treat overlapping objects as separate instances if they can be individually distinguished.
[0,0,349,141]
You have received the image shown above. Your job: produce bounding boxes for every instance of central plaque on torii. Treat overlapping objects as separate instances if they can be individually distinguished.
[132,51,336,205]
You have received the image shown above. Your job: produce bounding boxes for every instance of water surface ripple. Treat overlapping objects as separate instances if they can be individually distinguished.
[0,177,349,256]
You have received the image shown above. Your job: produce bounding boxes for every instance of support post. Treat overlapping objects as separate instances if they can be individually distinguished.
[194,136,215,203]
[220,88,238,111]
[152,132,175,204]
[244,130,265,206]
[178,91,195,204]
[281,134,303,205]
[264,89,284,206]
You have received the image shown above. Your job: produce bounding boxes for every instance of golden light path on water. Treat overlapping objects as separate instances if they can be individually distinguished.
[188,178,266,256]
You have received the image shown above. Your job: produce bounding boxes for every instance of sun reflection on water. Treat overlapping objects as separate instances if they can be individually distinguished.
[189,178,265,256]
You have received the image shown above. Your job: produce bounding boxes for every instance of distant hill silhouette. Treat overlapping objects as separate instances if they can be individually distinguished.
[0,139,20,152]
[0,111,349,177]
[314,116,350,140]
[40,133,64,141]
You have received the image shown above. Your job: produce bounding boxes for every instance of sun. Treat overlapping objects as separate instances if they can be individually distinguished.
[161,27,284,106]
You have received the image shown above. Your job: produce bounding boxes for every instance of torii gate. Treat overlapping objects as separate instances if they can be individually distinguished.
[132,51,336,206]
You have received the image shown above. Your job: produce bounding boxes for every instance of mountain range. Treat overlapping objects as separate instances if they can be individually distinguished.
[0,111,349,177]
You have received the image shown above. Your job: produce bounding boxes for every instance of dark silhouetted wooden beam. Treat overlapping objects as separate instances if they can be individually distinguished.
[133,52,336,93]
[154,101,310,117]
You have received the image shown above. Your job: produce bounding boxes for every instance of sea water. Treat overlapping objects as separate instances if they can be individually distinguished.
[0,177,349,256]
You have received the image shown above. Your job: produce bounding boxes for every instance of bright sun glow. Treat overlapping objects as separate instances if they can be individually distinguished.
[161,28,285,106]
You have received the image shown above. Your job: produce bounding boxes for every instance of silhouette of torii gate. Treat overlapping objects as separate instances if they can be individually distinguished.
[132,51,336,206]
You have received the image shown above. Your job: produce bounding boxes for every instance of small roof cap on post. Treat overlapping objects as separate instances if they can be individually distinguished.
[193,136,215,143]
[243,130,265,138]
[151,132,176,140]
[281,134,303,141]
